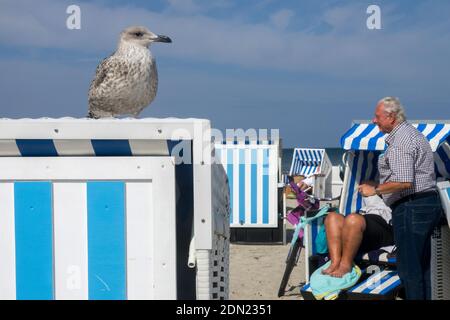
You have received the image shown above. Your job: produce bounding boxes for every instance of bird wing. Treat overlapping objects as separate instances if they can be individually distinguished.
[88,54,129,96]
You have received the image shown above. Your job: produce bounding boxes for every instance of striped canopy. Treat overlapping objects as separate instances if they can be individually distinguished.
[289,148,325,177]
[341,122,450,152]
[339,121,450,215]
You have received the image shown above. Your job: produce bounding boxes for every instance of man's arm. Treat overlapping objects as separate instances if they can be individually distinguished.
[359,181,412,197]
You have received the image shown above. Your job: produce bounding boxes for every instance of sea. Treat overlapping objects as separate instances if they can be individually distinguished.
[281,147,344,174]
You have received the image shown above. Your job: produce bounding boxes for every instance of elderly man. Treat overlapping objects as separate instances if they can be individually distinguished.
[359,97,443,300]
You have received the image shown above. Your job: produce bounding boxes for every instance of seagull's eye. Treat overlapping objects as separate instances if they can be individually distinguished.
[134,32,144,37]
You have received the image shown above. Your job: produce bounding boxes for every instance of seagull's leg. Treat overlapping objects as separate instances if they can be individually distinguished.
[87,110,100,119]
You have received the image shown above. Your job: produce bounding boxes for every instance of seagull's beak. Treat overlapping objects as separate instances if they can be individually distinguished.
[153,35,172,43]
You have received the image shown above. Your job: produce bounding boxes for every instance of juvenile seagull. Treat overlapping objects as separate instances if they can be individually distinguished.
[88,26,172,118]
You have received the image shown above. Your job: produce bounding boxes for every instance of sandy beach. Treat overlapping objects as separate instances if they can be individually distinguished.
[229,243,306,300]
[229,198,306,300]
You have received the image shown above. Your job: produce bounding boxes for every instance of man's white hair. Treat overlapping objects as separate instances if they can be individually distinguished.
[379,97,406,122]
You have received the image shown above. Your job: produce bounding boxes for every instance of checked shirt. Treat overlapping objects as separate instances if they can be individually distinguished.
[378,121,436,206]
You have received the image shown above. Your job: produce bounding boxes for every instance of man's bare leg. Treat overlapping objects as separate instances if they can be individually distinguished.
[330,214,366,278]
[322,212,345,275]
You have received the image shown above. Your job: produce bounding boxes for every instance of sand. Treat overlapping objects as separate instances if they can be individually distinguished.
[229,198,307,300]
[229,243,306,300]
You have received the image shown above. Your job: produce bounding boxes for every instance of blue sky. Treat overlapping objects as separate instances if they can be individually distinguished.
[0,0,449,147]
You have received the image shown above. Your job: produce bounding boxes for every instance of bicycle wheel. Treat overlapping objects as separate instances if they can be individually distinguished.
[277,239,302,297]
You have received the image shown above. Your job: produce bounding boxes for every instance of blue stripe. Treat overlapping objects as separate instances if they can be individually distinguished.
[340,124,360,149]
[16,139,58,157]
[251,150,257,224]
[388,257,397,264]
[300,149,307,161]
[311,221,318,255]
[14,182,54,300]
[425,124,444,141]
[87,181,126,300]
[356,152,369,211]
[316,150,323,161]
[345,151,360,215]
[350,124,376,150]
[239,149,246,224]
[416,123,427,134]
[227,150,234,224]
[91,140,132,156]
[367,130,385,150]
[305,164,312,176]
[263,149,269,224]
[362,272,396,294]
[369,152,380,181]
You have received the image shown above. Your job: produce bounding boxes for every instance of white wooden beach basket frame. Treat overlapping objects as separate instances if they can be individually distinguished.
[0,118,230,300]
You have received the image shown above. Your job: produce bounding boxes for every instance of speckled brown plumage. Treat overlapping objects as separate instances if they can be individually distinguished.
[88,26,171,118]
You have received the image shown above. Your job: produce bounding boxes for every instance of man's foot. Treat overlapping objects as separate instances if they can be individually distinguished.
[329,263,352,278]
[322,261,340,275]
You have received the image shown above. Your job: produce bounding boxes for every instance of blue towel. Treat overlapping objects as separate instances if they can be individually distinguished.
[309,261,362,300]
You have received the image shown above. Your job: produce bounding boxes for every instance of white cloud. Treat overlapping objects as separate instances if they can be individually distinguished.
[0,0,449,83]
[270,9,295,30]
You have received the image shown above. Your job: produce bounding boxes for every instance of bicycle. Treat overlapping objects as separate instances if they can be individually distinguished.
[277,177,338,297]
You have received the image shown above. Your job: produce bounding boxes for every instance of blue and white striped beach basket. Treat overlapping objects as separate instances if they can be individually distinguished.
[337,121,450,299]
[285,148,333,199]
[0,118,230,300]
[302,121,450,299]
[214,138,281,228]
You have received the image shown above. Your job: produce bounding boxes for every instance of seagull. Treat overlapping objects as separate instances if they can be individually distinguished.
[88,26,172,118]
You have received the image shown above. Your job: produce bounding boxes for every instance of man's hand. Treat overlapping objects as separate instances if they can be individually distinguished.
[361,180,378,187]
[358,183,376,197]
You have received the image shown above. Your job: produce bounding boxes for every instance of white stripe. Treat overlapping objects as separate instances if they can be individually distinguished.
[378,253,388,262]
[371,274,400,294]
[288,150,297,176]
[351,270,390,293]
[294,155,300,174]
[429,124,450,151]
[375,134,386,150]
[442,141,450,157]
[359,126,380,150]
[220,145,227,172]
[126,182,155,299]
[0,140,21,156]
[53,182,88,300]
[0,183,16,299]
[245,148,251,225]
[53,140,95,156]
[350,152,365,213]
[233,148,240,225]
[269,147,277,226]
[344,123,370,150]
[257,148,263,225]
[435,153,447,177]
[129,140,169,156]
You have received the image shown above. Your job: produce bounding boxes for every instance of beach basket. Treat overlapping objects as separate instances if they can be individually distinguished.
[0,117,230,300]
